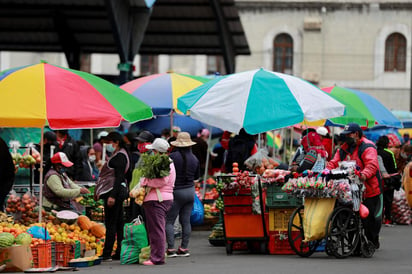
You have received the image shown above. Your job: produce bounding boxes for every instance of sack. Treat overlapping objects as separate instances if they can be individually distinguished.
[303,197,336,241]
[190,194,204,225]
[120,216,148,264]
[391,188,412,225]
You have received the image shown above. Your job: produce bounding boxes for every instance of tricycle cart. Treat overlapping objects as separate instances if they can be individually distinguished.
[217,174,268,255]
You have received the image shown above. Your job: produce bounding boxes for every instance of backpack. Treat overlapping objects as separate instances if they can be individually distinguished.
[339,141,383,193]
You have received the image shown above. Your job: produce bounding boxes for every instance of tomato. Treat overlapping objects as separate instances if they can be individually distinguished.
[232,162,238,167]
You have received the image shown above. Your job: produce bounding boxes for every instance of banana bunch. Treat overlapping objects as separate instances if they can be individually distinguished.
[0,212,13,223]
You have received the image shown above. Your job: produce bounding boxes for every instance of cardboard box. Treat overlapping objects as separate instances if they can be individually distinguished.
[0,245,33,272]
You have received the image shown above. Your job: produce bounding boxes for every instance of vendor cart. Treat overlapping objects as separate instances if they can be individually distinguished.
[217,174,268,255]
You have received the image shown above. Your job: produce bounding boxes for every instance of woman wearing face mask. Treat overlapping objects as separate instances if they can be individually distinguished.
[43,152,90,212]
[94,132,131,261]
[78,146,99,181]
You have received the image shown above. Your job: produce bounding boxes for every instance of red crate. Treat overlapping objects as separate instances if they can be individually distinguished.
[268,231,298,255]
[32,242,52,268]
[55,242,71,267]
[224,206,253,214]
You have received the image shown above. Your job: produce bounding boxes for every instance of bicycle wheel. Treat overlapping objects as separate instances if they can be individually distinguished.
[326,207,360,258]
[288,205,320,257]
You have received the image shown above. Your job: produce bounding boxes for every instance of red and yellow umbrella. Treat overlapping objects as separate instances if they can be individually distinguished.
[0,61,153,129]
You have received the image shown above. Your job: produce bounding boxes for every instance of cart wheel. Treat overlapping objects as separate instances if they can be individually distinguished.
[361,240,375,258]
[288,205,320,257]
[326,207,360,259]
[225,242,233,255]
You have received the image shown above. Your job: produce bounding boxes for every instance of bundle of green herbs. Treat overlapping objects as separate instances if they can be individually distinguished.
[140,153,171,178]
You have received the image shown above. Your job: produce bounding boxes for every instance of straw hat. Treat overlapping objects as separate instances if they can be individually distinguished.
[171,132,196,147]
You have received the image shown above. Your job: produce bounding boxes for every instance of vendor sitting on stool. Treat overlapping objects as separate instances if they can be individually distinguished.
[43,152,90,212]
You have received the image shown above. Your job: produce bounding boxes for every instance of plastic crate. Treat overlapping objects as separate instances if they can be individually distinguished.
[54,242,71,267]
[31,242,52,268]
[70,240,81,259]
[268,208,302,231]
[268,230,298,255]
[266,184,302,208]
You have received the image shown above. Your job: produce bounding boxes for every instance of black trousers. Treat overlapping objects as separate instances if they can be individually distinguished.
[0,178,14,211]
[102,196,124,257]
[362,194,383,246]
[383,188,395,221]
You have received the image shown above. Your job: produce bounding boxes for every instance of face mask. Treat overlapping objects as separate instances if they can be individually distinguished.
[58,167,66,174]
[345,137,356,147]
[88,155,96,162]
[401,152,408,159]
[106,144,115,153]
[138,142,149,153]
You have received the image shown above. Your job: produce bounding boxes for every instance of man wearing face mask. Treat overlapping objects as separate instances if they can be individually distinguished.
[43,152,90,212]
[327,123,382,249]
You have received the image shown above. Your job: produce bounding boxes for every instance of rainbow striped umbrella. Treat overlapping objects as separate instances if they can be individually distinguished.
[120,72,210,115]
[322,86,402,128]
[0,61,153,129]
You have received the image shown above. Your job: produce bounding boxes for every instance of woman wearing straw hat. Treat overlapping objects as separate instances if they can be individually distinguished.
[165,132,200,258]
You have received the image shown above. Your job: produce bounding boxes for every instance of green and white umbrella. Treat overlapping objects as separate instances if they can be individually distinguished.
[177,68,345,134]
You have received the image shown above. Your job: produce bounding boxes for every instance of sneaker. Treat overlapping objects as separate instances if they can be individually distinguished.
[384,220,394,227]
[101,256,112,262]
[166,249,178,258]
[177,247,190,257]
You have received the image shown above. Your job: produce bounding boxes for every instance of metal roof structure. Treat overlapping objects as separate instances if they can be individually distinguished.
[0,0,250,80]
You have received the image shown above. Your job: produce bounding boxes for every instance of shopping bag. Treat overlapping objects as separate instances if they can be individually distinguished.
[391,188,412,225]
[120,216,148,264]
[138,246,151,264]
[303,197,336,241]
[190,194,204,225]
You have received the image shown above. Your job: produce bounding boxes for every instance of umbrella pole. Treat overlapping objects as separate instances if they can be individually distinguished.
[170,110,174,137]
[289,127,293,163]
[202,127,212,199]
[38,127,44,223]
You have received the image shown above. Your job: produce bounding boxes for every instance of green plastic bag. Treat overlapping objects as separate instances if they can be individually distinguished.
[120,216,148,264]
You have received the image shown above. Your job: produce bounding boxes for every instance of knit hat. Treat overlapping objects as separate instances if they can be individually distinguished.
[387,133,401,148]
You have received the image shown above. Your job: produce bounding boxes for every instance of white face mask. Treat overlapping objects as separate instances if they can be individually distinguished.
[88,155,96,162]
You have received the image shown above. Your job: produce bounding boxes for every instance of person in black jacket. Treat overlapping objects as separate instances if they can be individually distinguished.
[0,137,15,211]
[376,135,399,226]
[224,129,255,172]
[55,130,83,181]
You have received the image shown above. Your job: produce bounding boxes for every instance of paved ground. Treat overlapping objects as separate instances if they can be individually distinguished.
[76,225,412,274]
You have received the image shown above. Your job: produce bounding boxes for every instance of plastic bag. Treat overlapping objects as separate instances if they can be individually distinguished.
[190,194,204,225]
[129,178,146,205]
[391,188,412,225]
[120,216,149,264]
[27,226,51,240]
[244,148,277,172]
[138,246,151,264]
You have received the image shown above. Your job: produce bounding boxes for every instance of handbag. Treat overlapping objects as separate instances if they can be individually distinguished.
[120,216,148,264]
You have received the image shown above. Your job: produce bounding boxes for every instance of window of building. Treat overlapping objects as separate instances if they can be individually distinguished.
[207,55,225,75]
[384,33,406,72]
[273,33,293,74]
[140,55,158,75]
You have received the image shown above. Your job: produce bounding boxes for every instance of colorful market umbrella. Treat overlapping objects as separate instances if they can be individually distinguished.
[391,110,412,121]
[322,86,403,128]
[177,68,345,134]
[0,62,153,129]
[0,61,153,222]
[120,72,210,115]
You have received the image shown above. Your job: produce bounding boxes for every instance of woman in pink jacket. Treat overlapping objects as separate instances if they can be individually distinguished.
[140,138,176,265]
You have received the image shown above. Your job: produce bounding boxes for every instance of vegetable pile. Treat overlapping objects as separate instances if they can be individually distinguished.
[140,153,171,179]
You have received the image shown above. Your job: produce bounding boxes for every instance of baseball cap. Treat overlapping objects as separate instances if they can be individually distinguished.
[51,152,73,167]
[146,138,170,153]
[341,123,362,135]
[316,126,328,137]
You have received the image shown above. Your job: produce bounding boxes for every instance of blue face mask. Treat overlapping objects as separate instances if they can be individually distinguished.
[106,143,115,153]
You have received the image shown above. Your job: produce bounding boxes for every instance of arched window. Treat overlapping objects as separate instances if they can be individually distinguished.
[273,34,293,74]
[385,33,406,72]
